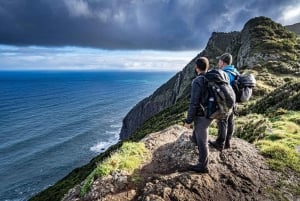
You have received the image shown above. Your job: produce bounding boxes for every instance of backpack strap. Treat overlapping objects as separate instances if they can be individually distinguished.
[198,74,209,113]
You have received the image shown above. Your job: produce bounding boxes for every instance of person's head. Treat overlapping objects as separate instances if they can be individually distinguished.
[195,57,209,75]
[217,53,232,68]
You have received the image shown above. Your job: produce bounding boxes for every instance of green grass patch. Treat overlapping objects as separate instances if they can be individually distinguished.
[235,113,272,143]
[236,111,300,173]
[257,140,299,172]
[80,142,150,196]
[257,111,300,172]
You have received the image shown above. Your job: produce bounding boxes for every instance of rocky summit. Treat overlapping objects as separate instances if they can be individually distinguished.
[62,125,299,201]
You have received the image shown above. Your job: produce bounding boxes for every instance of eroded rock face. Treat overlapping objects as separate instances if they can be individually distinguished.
[119,57,197,139]
[63,125,299,201]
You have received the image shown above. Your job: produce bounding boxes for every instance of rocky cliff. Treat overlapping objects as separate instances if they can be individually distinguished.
[119,66,192,139]
[120,16,300,139]
[119,31,240,139]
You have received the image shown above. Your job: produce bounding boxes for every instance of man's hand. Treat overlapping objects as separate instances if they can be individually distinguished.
[184,123,192,129]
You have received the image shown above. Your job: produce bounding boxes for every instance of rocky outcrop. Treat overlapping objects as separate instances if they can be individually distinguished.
[236,17,297,69]
[63,125,299,201]
[201,31,240,59]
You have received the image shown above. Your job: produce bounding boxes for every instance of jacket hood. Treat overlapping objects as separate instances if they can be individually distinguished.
[223,65,238,73]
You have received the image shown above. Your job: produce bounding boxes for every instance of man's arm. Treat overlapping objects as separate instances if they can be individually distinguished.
[185,78,202,125]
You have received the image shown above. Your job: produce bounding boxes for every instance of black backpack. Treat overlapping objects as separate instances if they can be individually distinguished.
[202,69,236,120]
[224,69,256,102]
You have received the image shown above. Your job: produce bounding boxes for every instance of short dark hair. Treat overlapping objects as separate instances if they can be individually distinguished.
[196,57,209,71]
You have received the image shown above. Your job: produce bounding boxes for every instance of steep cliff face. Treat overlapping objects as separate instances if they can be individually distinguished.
[119,58,196,139]
[120,32,238,139]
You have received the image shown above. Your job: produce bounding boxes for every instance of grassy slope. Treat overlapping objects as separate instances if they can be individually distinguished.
[81,142,150,196]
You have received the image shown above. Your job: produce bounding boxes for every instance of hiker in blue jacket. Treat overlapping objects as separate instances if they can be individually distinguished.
[209,53,239,150]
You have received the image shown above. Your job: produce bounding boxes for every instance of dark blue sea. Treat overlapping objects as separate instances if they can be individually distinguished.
[0,70,174,201]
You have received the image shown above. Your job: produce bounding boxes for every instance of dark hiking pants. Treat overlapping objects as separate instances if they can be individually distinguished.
[216,111,234,146]
[192,116,213,169]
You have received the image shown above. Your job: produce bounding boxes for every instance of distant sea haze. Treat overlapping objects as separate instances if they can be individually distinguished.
[0,70,174,201]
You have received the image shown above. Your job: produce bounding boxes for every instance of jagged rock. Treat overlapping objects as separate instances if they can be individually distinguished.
[63,125,299,201]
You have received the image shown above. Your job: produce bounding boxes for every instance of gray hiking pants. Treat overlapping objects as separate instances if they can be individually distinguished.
[216,111,234,145]
[192,116,213,169]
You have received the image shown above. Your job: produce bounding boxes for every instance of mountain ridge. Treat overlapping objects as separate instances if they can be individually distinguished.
[286,22,300,35]
[120,16,300,140]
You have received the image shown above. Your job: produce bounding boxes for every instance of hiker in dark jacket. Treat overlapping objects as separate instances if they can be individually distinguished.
[184,57,212,173]
[209,53,239,150]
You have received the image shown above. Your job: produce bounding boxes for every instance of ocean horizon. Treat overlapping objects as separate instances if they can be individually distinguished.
[0,70,175,201]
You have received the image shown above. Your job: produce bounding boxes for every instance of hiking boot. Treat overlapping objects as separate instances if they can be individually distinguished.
[224,141,231,149]
[208,140,224,151]
[187,164,209,173]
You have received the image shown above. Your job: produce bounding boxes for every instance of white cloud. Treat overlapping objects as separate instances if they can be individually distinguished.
[95,8,111,23]
[278,3,300,25]
[113,10,126,23]
[63,0,124,24]
[63,0,92,18]
[0,45,199,72]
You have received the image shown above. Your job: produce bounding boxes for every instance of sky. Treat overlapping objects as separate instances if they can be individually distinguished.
[0,0,300,71]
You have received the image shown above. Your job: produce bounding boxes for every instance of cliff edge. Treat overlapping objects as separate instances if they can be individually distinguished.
[63,125,299,201]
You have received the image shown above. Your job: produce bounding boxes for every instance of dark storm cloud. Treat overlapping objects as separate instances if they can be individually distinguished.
[0,0,299,50]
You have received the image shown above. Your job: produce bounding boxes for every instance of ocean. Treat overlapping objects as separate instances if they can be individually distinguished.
[0,70,174,201]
